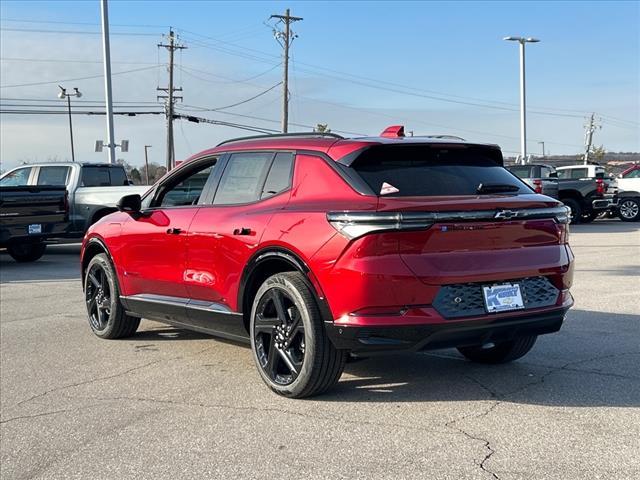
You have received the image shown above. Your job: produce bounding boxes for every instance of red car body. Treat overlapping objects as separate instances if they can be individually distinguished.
[81,130,574,355]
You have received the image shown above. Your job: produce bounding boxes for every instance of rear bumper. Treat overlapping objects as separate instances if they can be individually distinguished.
[325,302,572,354]
[592,196,617,211]
[0,222,69,247]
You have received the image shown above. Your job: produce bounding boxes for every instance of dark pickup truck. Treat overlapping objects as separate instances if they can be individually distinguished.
[555,165,614,223]
[0,186,69,262]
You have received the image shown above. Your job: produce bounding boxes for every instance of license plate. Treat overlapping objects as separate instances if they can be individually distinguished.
[28,224,42,235]
[483,283,524,313]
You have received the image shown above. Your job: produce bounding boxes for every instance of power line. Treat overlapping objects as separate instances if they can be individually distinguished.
[189,82,282,112]
[1,56,159,66]
[0,65,161,88]
[0,27,158,36]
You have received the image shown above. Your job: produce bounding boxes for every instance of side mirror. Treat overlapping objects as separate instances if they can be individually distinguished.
[116,194,141,213]
[549,172,558,178]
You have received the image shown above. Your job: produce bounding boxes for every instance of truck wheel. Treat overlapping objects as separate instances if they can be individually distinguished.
[618,198,640,222]
[250,272,347,398]
[84,253,140,339]
[7,242,47,262]
[457,336,537,364]
[561,198,582,224]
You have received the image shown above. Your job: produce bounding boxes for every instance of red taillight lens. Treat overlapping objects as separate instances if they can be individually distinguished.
[533,179,543,194]
[596,178,605,196]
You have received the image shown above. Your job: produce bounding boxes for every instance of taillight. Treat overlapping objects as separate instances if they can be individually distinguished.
[533,179,543,194]
[596,178,606,196]
[327,206,571,240]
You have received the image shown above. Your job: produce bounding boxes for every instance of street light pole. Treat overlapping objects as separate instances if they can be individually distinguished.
[504,36,540,165]
[144,145,152,185]
[538,141,546,158]
[58,86,82,162]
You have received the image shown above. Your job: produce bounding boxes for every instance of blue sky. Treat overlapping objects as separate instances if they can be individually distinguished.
[1,1,638,169]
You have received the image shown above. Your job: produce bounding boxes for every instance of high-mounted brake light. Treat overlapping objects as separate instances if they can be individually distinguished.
[380,125,405,138]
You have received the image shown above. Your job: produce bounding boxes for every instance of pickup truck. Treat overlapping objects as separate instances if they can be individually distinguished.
[0,186,69,262]
[610,164,640,222]
[507,163,559,198]
[0,162,148,237]
[555,164,614,223]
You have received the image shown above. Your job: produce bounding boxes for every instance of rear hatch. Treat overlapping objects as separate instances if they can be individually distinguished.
[337,143,569,286]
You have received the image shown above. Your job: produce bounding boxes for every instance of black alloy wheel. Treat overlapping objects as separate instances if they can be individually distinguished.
[85,263,112,332]
[250,272,346,398]
[253,288,305,386]
[84,253,140,339]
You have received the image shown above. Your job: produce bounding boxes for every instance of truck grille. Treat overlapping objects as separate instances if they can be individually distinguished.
[433,276,559,319]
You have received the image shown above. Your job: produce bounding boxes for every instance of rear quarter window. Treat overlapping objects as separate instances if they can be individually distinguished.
[351,145,528,196]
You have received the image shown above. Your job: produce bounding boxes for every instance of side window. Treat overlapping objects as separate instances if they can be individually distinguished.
[153,159,217,208]
[0,167,32,186]
[540,167,551,178]
[626,169,640,178]
[261,152,294,199]
[37,166,70,185]
[571,168,588,179]
[557,169,569,179]
[81,167,111,186]
[213,152,274,205]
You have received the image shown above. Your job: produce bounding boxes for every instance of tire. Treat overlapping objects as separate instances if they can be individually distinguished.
[561,198,582,224]
[84,253,140,339]
[250,272,346,398]
[7,242,46,262]
[457,336,538,364]
[618,198,640,222]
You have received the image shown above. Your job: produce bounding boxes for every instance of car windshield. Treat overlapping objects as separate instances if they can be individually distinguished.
[350,145,528,196]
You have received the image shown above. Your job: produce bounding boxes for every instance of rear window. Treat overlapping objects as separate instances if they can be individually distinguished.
[508,166,533,179]
[81,166,128,187]
[350,145,528,196]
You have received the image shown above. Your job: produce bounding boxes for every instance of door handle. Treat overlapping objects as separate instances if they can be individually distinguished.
[166,227,183,235]
[233,227,252,236]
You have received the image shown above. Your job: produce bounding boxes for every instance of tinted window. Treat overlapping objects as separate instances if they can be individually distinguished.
[0,167,32,186]
[625,169,640,178]
[81,166,129,186]
[261,152,293,199]
[508,166,533,179]
[37,166,70,185]
[155,161,216,207]
[570,168,588,179]
[214,152,273,205]
[540,167,553,178]
[351,146,527,196]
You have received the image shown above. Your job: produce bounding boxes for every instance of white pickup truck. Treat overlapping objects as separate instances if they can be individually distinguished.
[0,162,149,237]
[614,165,640,222]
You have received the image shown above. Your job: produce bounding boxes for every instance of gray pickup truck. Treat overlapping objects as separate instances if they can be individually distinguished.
[507,163,559,198]
[0,162,149,237]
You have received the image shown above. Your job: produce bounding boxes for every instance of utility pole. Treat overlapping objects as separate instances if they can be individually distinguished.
[538,141,545,158]
[144,145,152,184]
[100,0,116,164]
[583,113,600,165]
[270,9,303,133]
[158,29,185,171]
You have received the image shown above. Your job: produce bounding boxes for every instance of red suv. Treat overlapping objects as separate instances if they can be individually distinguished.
[81,126,574,398]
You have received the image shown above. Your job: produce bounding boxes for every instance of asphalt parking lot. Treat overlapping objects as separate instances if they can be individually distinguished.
[1,221,639,480]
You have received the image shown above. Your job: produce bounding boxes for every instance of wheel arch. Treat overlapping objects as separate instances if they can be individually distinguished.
[81,237,115,290]
[237,247,332,333]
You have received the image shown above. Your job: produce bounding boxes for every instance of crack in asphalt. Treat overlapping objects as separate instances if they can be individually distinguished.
[69,393,447,437]
[0,404,102,425]
[440,351,640,479]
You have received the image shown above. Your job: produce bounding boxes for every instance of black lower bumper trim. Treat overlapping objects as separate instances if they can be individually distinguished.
[325,308,569,354]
